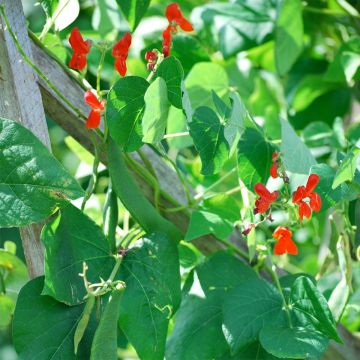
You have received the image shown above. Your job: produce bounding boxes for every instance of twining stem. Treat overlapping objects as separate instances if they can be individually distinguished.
[266,247,293,328]
[194,168,237,201]
[0,6,85,119]
[81,143,100,211]
[163,131,190,139]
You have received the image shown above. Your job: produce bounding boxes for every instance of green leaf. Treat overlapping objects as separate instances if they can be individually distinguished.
[202,193,240,223]
[222,278,286,353]
[0,118,84,227]
[224,92,246,156]
[41,203,116,305]
[237,127,274,190]
[117,0,150,31]
[108,138,182,241]
[280,118,316,175]
[142,77,170,143]
[259,326,328,359]
[91,290,123,360]
[196,251,256,297]
[0,249,28,303]
[92,0,121,37]
[311,163,352,210]
[13,277,95,359]
[220,342,282,360]
[41,33,67,63]
[332,147,360,189]
[166,294,229,360]
[189,106,228,175]
[0,294,15,328]
[181,80,193,122]
[166,106,193,149]
[106,76,149,152]
[275,0,303,76]
[53,0,80,31]
[118,233,181,360]
[185,62,229,110]
[185,210,233,241]
[155,56,184,109]
[290,276,342,342]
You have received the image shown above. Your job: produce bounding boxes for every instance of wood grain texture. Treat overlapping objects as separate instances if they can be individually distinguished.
[0,0,47,278]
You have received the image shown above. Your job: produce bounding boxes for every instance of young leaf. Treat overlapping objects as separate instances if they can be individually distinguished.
[166,294,229,360]
[259,326,328,359]
[290,276,342,343]
[117,0,150,31]
[155,56,184,109]
[188,106,228,175]
[142,77,170,144]
[332,147,360,189]
[224,92,246,156]
[106,76,149,152]
[108,138,182,241]
[185,210,233,241]
[222,278,286,354]
[41,203,116,305]
[118,233,181,360]
[0,117,84,227]
[90,290,123,360]
[275,0,303,76]
[280,118,316,175]
[237,127,274,190]
[53,0,80,31]
[13,277,95,359]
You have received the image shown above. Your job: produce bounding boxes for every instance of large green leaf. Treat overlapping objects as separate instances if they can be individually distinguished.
[259,326,328,359]
[290,276,342,342]
[155,56,184,109]
[184,210,233,241]
[106,76,149,152]
[185,62,229,110]
[0,294,15,328]
[13,277,94,359]
[41,203,115,305]
[332,147,360,189]
[220,342,282,360]
[117,0,150,31]
[222,278,286,354]
[166,294,229,360]
[237,127,274,190]
[90,290,123,360]
[281,118,316,175]
[108,138,182,241]
[118,233,181,360]
[142,77,170,144]
[189,106,228,175]
[275,0,303,76]
[166,106,193,149]
[0,118,84,227]
[224,92,246,156]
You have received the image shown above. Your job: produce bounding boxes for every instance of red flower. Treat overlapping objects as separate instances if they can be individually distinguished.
[254,183,279,214]
[69,28,90,70]
[162,26,172,58]
[145,50,158,70]
[270,152,278,178]
[273,226,298,256]
[292,174,322,220]
[112,32,132,77]
[84,91,105,128]
[166,3,194,32]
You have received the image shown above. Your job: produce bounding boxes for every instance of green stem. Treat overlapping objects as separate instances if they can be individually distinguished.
[81,143,100,211]
[96,49,106,95]
[108,255,123,282]
[0,271,6,294]
[266,248,293,328]
[0,6,85,119]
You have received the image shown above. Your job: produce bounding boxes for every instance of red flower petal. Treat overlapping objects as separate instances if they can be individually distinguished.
[274,238,287,255]
[69,53,87,70]
[270,162,278,178]
[145,51,157,61]
[309,192,322,212]
[292,186,306,203]
[114,57,127,77]
[86,109,101,128]
[84,91,104,110]
[69,28,90,54]
[176,17,194,32]
[255,197,270,214]
[165,3,183,22]
[273,226,292,241]
[298,201,311,220]
[112,32,132,57]
[273,226,298,256]
[305,174,320,194]
[254,183,271,198]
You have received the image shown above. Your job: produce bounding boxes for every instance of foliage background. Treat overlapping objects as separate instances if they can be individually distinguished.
[1,0,360,358]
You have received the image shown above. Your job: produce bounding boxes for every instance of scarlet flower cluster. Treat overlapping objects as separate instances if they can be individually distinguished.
[112,32,132,77]
[84,90,105,129]
[68,28,90,70]
[162,3,193,58]
[244,152,322,256]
